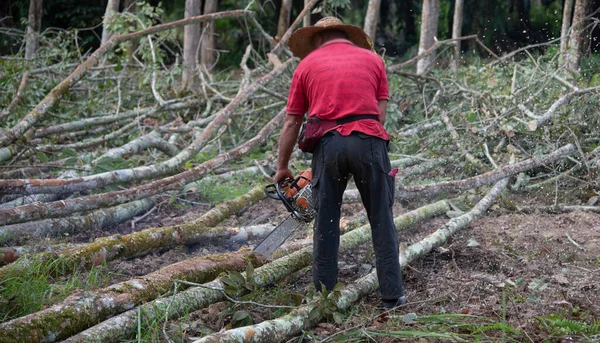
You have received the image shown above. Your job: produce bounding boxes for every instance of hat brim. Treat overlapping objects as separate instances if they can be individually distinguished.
[287,24,373,60]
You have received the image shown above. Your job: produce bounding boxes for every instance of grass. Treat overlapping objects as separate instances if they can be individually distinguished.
[0,256,114,322]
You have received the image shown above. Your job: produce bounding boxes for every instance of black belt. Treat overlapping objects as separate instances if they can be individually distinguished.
[336,115,379,125]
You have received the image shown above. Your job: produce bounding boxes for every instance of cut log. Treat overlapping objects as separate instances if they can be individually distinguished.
[0,10,254,148]
[61,200,450,343]
[0,107,286,226]
[0,186,266,280]
[192,178,509,343]
[0,199,154,245]
[0,249,262,343]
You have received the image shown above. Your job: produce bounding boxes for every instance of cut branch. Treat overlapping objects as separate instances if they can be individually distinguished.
[0,108,286,226]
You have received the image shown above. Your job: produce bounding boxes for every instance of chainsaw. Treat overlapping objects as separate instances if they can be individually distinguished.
[254,170,315,257]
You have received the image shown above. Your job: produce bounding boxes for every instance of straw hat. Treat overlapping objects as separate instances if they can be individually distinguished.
[287,17,374,59]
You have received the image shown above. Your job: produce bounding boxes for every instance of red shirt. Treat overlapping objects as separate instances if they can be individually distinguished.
[286,39,390,141]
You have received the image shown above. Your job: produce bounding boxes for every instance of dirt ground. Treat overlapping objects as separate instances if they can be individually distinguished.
[36,190,600,342]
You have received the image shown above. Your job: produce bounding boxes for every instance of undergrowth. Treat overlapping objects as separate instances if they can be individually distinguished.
[0,257,114,321]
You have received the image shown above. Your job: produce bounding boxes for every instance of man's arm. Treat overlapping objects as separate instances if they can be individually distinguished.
[274,114,303,183]
[378,99,388,125]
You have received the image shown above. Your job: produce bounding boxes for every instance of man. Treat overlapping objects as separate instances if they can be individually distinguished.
[274,17,407,310]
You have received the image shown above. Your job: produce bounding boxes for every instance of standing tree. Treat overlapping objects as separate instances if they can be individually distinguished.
[303,0,311,26]
[101,0,120,46]
[416,0,440,75]
[277,0,293,40]
[560,0,574,64]
[450,0,464,73]
[566,0,589,73]
[363,0,382,41]
[124,0,138,65]
[25,0,43,60]
[201,0,219,71]
[183,0,201,89]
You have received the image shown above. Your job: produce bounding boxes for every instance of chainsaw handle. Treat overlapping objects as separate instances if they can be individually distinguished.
[263,178,298,215]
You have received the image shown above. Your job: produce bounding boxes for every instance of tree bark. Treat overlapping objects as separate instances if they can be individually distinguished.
[566,0,589,72]
[0,186,267,280]
[101,0,120,46]
[277,0,293,40]
[183,0,201,89]
[450,0,464,73]
[0,249,261,343]
[192,179,509,343]
[61,201,450,343]
[25,0,43,60]
[363,0,382,41]
[201,0,219,70]
[0,199,154,245]
[416,0,440,75]
[1,243,86,265]
[0,9,253,149]
[124,0,138,65]
[303,0,311,27]
[560,0,574,63]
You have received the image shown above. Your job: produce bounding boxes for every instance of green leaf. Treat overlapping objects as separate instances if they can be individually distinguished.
[309,306,321,322]
[229,271,246,285]
[332,312,343,324]
[231,311,253,328]
[36,151,49,163]
[61,148,78,158]
[245,262,254,281]
[63,157,78,166]
[332,282,345,292]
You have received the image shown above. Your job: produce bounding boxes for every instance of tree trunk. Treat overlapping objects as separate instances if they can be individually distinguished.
[0,186,267,281]
[192,178,509,343]
[560,0,575,64]
[101,0,120,46]
[363,0,382,41]
[124,0,138,65]
[61,200,451,343]
[0,9,253,148]
[183,0,201,89]
[566,0,589,72]
[201,0,219,70]
[450,0,464,73]
[277,0,293,40]
[25,0,43,60]
[416,0,440,75]
[0,249,261,343]
[303,0,311,26]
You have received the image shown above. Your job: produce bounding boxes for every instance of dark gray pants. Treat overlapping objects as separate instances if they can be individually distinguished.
[311,131,405,300]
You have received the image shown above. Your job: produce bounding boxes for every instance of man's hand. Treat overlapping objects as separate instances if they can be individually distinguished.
[274,167,294,183]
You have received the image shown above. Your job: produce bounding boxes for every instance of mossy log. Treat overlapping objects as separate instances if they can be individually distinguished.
[0,10,254,149]
[0,186,266,281]
[192,179,509,343]
[0,107,285,226]
[0,199,154,246]
[0,249,261,343]
[61,200,450,343]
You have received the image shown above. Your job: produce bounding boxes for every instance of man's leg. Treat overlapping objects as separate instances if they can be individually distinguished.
[311,133,348,291]
[347,133,405,301]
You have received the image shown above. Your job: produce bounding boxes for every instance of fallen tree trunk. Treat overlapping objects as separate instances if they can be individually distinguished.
[343,144,574,202]
[0,10,254,149]
[0,107,286,226]
[32,100,200,139]
[192,178,509,343]
[60,200,451,343]
[0,249,262,343]
[0,198,154,245]
[0,59,293,196]
[0,243,86,265]
[0,186,266,280]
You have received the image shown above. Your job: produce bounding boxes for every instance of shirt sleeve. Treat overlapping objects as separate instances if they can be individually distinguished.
[376,59,389,101]
[286,68,308,115]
